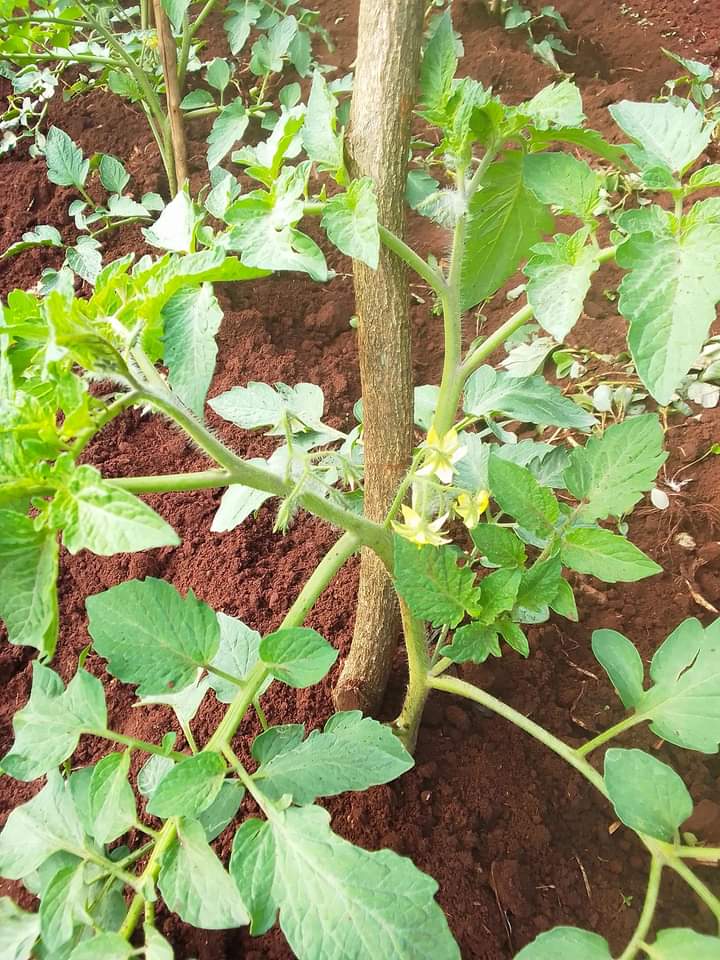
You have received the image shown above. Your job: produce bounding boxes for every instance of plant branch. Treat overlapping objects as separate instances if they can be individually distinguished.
[394,601,431,751]
[668,858,720,930]
[618,856,663,960]
[96,728,188,762]
[576,713,645,758]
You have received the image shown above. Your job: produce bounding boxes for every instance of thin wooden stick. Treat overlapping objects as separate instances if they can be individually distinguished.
[152,0,188,193]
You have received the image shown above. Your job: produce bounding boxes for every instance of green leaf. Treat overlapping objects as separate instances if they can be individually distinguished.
[604,748,692,841]
[549,578,578,621]
[591,629,645,709]
[0,897,40,960]
[253,712,413,804]
[45,127,88,189]
[441,623,501,664]
[197,780,245,842]
[263,804,459,959]
[144,925,175,960]
[40,862,91,951]
[471,524,526,568]
[162,282,223,417]
[523,80,585,129]
[224,0,262,54]
[0,510,58,657]
[498,620,529,656]
[528,127,626,167]
[406,169,441,211]
[393,537,480,628]
[148,752,227,818]
[515,927,611,959]
[206,57,232,93]
[609,100,713,173]
[136,672,209,726]
[488,457,559,537]
[478,567,522,623]
[250,15,298,75]
[137,755,175,800]
[647,929,720,959]
[560,527,661,582]
[616,211,720,404]
[86,578,220,696]
[50,465,179,555]
[208,380,328,434]
[688,164,720,193]
[321,178,379,269]
[65,237,103,285]
[564,415,666,521]
[523,153,600,219]
[634,617,720,753]
[229,819,276,935]
[302,71,343,171]
[69,933,134,960]
[162,0,191,31]
[208,102,249,170]
[525,232,600,340]
[181,89,215,110]
[419,10,457,117]
[515,557,562,618]
[210,471,272,532]
[98,155,129,194]
[158,818,249,929]
[464,366,596,429]
[259,627,338,688]
[142,188,198,254]
[0,770,87,878]
[2,665,106,781]
[208,612,265,703]
[88,751,136,844]
[2,224,64,259]
[460,152,554,312]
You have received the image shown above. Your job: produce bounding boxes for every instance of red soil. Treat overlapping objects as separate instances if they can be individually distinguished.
[1,1,720,957]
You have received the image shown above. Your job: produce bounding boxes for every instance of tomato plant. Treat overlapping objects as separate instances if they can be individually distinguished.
[1,6,720,959]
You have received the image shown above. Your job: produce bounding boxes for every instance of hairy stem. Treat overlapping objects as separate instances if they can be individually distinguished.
[118,530,359,940]
[618,856,662,960]
[394,602,431,751]
[576,713,645,758]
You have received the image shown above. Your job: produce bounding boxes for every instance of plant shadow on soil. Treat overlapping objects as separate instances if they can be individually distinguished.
[2,0,720,957]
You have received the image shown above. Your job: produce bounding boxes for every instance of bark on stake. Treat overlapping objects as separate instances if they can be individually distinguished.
[152,0,188,192]
[333,0,425,714]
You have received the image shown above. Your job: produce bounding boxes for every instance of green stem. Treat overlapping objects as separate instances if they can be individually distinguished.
[618,856,663,960]
[108,469,232,493]
[142,387,392,567]
[0,13,88,27]
[254,698,269,732]
[70,392,139,458]
[6,52,124,67]
[576,713,645,758]
[118,530,360,941]
[428,673,608,795]
[394,602,431,751]
[460,245,618,381]
[97,728,188,762]
[668,858,720,931]
[205,663,244,688]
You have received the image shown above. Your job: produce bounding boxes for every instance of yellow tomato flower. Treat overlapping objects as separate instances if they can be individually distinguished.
[454,489,490,529]
[416,426,467,485]
[392,505,451,547]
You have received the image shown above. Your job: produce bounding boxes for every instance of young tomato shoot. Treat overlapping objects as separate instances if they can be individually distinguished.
[1,7,720,960]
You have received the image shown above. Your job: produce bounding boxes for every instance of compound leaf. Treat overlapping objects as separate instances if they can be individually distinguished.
[148,752,227,819]
[2,665,106,781]
[488,458,559,537]
[394,537,480,628]
[604,748,692,841]
[560,528,661,583]
[321,178,379,269]
[525,231,600,340]
[259,627,338,688]
[0,510,58,657]
[159,818,249,929]
[267,804,460,959]
[162,282,223,417]
[253,712,413,805]
[515,927,611,959]
[86,578,220,696]
[460,151,554,312]
[563,414,666,521]
[51,465,179,555]
[591,629,645,709]
[88,751,136,844]
[463,366,595,430]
